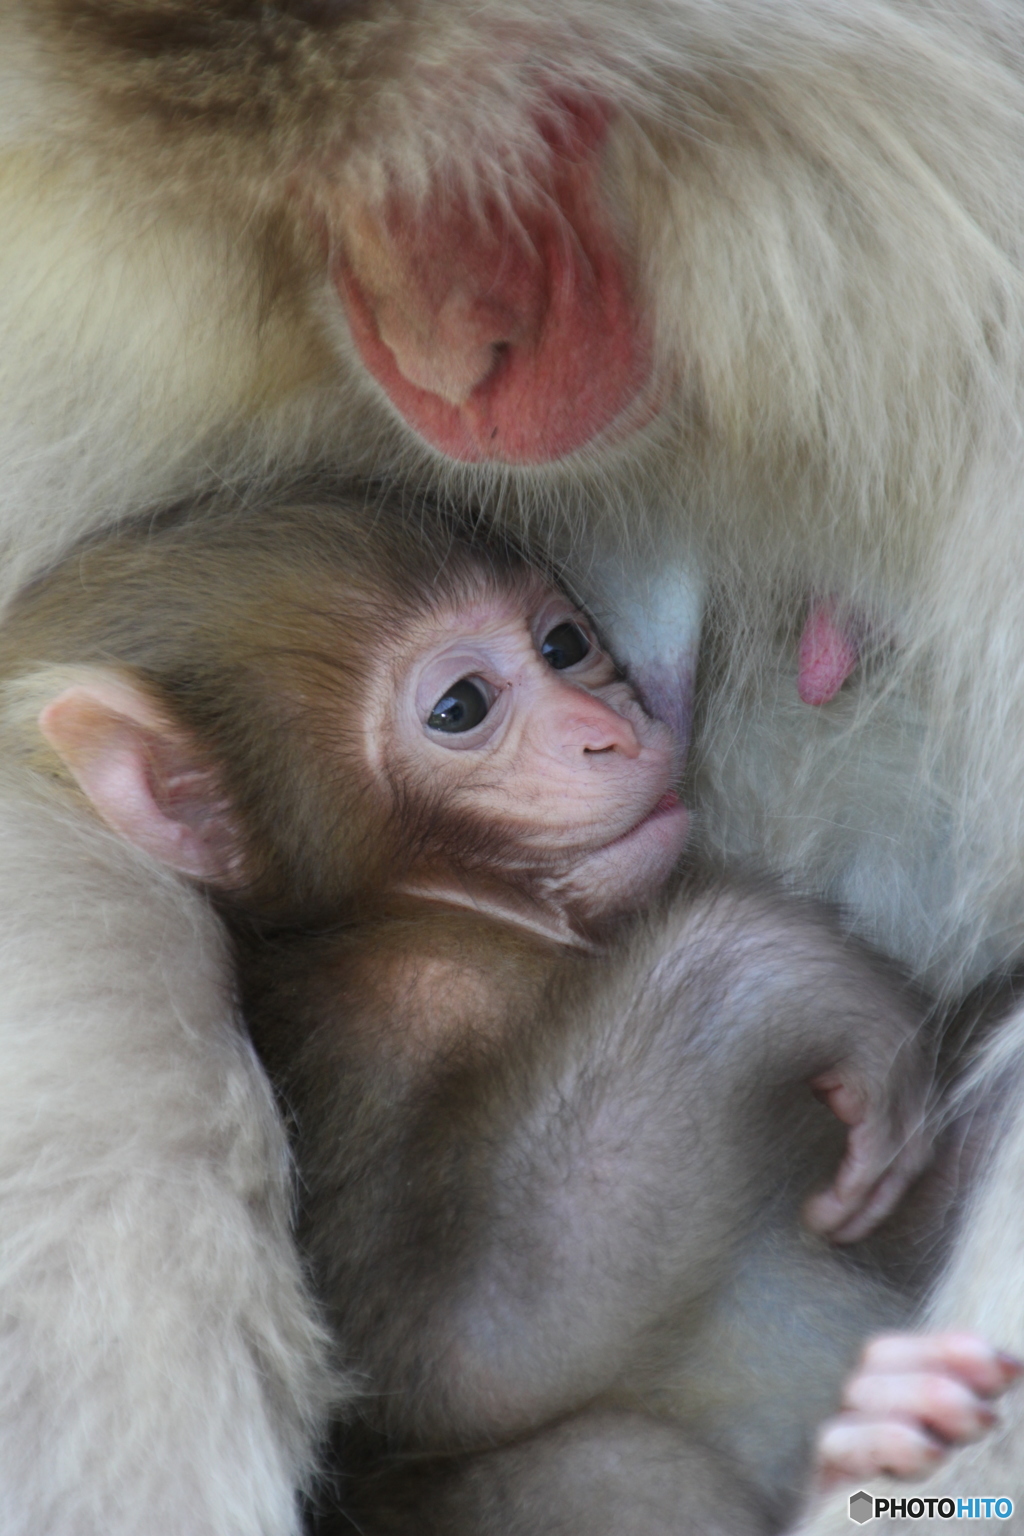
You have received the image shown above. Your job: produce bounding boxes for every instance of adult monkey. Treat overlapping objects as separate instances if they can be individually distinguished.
[3,0,1022,986]
[4,2,1024,1531]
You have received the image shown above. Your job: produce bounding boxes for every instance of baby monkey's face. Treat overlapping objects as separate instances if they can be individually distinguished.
[372,573,689,918]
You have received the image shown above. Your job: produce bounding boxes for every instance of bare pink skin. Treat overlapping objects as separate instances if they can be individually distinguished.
[798,600,860,706]
[378,579,690,924]
[334,101,653,465]
[816,1333,1023,1490]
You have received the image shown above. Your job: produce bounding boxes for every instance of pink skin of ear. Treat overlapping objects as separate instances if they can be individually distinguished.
[797,600,860,706]
[38,680,236,884]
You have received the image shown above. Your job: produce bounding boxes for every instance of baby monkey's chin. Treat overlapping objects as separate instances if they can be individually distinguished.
[563,791,690,919]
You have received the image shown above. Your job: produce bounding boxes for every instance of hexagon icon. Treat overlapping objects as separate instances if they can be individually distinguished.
[848,1490,874,1524]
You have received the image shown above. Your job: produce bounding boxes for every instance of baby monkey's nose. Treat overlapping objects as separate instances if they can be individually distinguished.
[564,693,641,759]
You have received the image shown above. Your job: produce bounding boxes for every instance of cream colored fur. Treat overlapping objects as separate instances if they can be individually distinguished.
[6,0,1024,991]
[4,1,1024,1528]
[0,769,336,1534]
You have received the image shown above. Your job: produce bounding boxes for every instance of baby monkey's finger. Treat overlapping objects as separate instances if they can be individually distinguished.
[855,1332,1023,1400]
[842,1369,997,1445]
[816,1413,944,1488]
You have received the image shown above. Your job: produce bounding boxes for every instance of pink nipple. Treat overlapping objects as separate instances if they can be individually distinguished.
[797,600,859,706]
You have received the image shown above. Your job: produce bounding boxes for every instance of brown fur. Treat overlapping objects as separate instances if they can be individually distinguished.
[1,495,945,1534]
[241,890,938,1535]
[6,6,1024,1528]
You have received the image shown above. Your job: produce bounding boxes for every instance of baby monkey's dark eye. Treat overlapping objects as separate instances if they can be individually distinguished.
[427,678,491,733]
[541,622,591,670]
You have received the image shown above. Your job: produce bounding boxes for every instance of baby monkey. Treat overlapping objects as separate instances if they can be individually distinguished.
[1,497,1013,1535]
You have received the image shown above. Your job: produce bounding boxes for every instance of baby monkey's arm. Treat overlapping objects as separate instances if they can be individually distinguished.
[274,884,937,1452]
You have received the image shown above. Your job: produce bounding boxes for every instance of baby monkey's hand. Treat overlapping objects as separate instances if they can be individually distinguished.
[803,1061,933,1244]
[815,1332,1022,1490]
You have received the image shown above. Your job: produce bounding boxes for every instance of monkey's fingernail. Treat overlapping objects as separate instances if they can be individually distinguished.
[997,1352,1024,1377]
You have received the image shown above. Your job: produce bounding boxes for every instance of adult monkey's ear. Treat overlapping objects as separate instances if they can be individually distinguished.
[38,669,244,886]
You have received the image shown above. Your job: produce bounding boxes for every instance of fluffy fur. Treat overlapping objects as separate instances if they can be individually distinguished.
[4,2,1024,1528]
[243,885,934,1534]
[3,1,1024,991]
[0,763,337,1535]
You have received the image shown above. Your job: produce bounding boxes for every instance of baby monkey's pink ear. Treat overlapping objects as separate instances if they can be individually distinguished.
[38,673,242,886]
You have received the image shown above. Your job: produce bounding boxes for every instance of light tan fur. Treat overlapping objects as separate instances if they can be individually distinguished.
[0,757,338,1535]
[4,3,1024,1529]
[1,2,1022,989]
